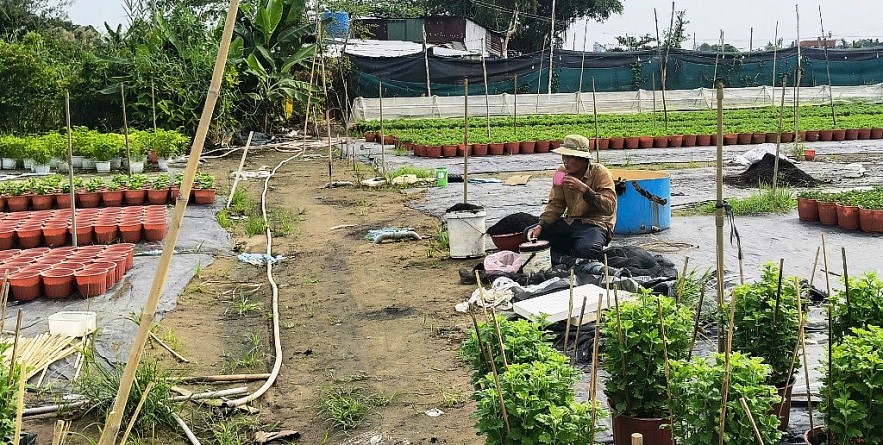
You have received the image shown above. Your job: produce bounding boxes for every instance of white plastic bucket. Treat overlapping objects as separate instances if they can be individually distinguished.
[446,210,487,258]
[519,240,552,275]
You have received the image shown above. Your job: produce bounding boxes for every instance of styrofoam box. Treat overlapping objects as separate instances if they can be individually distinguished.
[48,311,97,337]
[513,284,635,324]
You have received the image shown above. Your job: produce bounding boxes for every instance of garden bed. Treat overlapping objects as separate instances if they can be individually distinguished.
[0,244,135,301]
[0,206,168,250]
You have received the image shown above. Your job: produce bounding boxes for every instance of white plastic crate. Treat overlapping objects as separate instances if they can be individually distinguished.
[48,311,97,337]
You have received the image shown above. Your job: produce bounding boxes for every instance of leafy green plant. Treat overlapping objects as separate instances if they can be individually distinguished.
[127,174,149,190]
[460,317,557,386]
[692,186,795,215]
[0,343,18,439]
[195,171,215,189]
[152,175,171,190]
[318,385,392,432]
[831,271,883,342]
[0,135,26,160]
[601,291,693,418]
[670,353,781,445]
[34,133,66,163]
[726,263,800,387]
[821,325,883,444]
[91,133,124,161]
[84,177,104,193]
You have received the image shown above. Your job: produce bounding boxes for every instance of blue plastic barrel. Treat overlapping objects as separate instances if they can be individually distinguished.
[322,11,350,39]
[612,169,671,235]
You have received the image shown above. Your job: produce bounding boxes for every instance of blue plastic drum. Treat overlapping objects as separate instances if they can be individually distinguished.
[611,170,672,235]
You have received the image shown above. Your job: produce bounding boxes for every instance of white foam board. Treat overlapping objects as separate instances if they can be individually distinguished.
[513,284,635,324]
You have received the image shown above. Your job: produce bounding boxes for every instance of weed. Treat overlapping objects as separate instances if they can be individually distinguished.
[386,166,433,181]
[691,186,796,216]
[438,386,466,409]
[269,208,295,237]
[230,289,261,317]
[216,210,232,229]
[244,215,267,236]
[426,226,449,258]
[223,332,265,372]
[194,413,272,445]
[194,259,202,279]
[318,386,393,432]
[161,327,184,354]
[228,188,252,215]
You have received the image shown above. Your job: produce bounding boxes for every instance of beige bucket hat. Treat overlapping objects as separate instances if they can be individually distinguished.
[551,135,593,158]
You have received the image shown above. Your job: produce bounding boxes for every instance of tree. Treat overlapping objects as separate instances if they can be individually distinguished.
[763,38,784,51]
[610,33,655,51]
[698,42,739,53]
[0,0,72,36]
[660,9,688,50]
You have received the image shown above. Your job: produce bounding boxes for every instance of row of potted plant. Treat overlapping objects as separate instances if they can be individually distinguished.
[0,172,216,212]
[797,188,883,233]
[0,206,167,250]
[0,128,189,173]
[0,244,136,301]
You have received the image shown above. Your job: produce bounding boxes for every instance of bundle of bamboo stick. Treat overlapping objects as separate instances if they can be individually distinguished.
[1,333,81,380]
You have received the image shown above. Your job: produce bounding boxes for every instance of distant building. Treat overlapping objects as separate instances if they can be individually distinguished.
[798,38,837,48]
[354,17,504,58]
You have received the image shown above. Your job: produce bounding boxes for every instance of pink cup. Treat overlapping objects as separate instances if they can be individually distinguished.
[553,171,566,186]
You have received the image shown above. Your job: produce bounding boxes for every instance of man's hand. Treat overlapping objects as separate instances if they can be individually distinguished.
[527,225,542,241]
[562,176,589,194]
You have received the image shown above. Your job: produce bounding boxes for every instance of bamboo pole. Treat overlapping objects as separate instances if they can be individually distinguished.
[8,310,21,385]
[318,33,333,185]
[606,254,631,407]
[547,0,557,95]
[821,234,833,433]
[378,81,385,177]
[769,258,786,367]
[172,413,202,445]
[151,81,157,132]
[148,331,189,363]
[301,10,319,147]
[513,75,518,138]
[715,83,725,353]
[591,77,600,163]
[739,397,766,445]
[773,76,786,193]
[0,272,9,333]
[571,295,588,363]
[659,3,675,129]
[13,363,26,443]
[749,27,754,54]
[563,270,575,355]
[463,79,469,203]
[467,305,492,368]
[657,295,674,423]
[779,276,804,421]
[688,281,705,360]
[537,36,546,111]
[175,373,271,383]
[97,1,240,442]
[718,268,739,445]
[771,21,778,105]
[119,381,156,445]
[226,131,254,209]
[797,275,814,432]
[51,420,69,445]
[587,294,603,442]
[489,307,509,369]
[578,21,588,97]
[64,91,78,247]
[422,24,432,97]
[484,342,510,433]
[819,6,836,126]
[676,256,690,304]
[841,248,853,330]
[121,83,133,175]
[795,5,802,151]
[481,38,491,139]
[631,434,643,445]
[712,31,724,87]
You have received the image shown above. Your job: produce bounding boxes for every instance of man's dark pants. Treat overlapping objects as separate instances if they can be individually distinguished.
[540,219,608,261]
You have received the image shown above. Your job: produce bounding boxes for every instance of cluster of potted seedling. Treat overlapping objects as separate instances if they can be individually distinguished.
[358,102,883,157]
[0,206,167,250]
[0,244,135,300]
[797,187,883,233]
[0,172,216,212]
[0,128,188,173]
[462,261,883,444]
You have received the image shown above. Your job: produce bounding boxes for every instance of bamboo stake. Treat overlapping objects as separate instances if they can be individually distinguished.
[794,5,802,152]
[119,381,156,445]
[148,331,189,363]
[749,27,753,54]
[773,76,786,193]
[821,235,833,434]
[489,307,508,369]
[121,83,133,175]
[606,254,631,407]
[475,271,491,322]
[97,1,240,442]
[547,0,557,95]
[484,342,510,433]
[563,269,575,355]
[718,270,739,445]
[8,310,21,385]
[464,79,469,203]
[739,397,766,445]
[318,33,333,185]
[226,131,254,209]
[0,271,9,333]
[715,83,725,353]
[513,75,518,138]
[591,77,600,163]
[809,246,821,289]
[64,91,77,247]
[676,256,690,304]
[422,24,432,97]
[769,258,786,368]
[151,81,157,132]
[688,281,705,360]
[52,420,70,445]
[841,247,853,331]
[378,81,385,177]
[467,305,492,368]
[656,294,674,423]
[578,21,588,97]
[712,30,724,87]
[819,6,837,126]
[779,277,804,422]
[481,38,491,139]
[771,21,778,105]
[13,363,26,443]
[301,11,319,147]
[798,277,814,432]
[631,434,643,445]
[587,294,603,442]
[571,295,588,363]
[537,36,546,111]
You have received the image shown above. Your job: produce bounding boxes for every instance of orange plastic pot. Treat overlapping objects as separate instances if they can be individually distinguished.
[817,201,838,225]
[871,128,883,139]
[15,228,42,249]
[93,223,119,245]
[118,222,142,244]
[488,143,504,155]
[609,137,626,149]
[858,128,872,139]
[836,204,860,231]
[30,195,54,210]
[638,136,654,148]
[42,224,69,247]
[832,129,846,141]
[9,270,41,301]
[859,208,883,233]
[6,196,29,212]
[737,133,752,144]
[797,198,819,222]
[193,189,216,205]
[41,268,75,299]
[624,137,640,149]
[682,134,697,147]
[101,190,124,207]
[845,128,860,140]
[611,414,673,445]
[471,143,488,156]
[751,132,767,144]
[78,192,101,208]
[503,142,520,155]
[68,225,94,246]
[668,135,683,147]
[534,140,550,153]
[75,268,107,298]
[804,130,819,142]
[147,189,169,205]
[520,141,535,154]
[124,189,147,206]
[143,222,167,242]
[697,134,712,146]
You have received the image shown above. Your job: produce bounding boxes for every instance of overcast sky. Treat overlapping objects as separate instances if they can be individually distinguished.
[67,0,883,51]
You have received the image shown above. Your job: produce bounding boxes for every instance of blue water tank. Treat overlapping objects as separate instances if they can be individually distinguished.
[612,170,672,235]
[322,11,350,39]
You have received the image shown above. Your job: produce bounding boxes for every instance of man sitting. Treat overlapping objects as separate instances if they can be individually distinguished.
[526,135,617,261]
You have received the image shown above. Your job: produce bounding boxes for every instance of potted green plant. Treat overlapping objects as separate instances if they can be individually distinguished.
[30,178,57,210]
[153,130,189,171]
[147,175,171,205]
[811,325,883,444]
[831,271,883,342]
[726,263,800,431]
[101,179,124,207]
[80,177,104,208]
[92,133,123,173]
[129,132,152,174]
[193,171,216,205]
[670,352,782,445]
[4,182,29,211]
[24,137,52,174]
[124,174,149,205]
[72,128,96,170]
[797,190,823,222]
[0,135,24,170]
[460,317,558,386]
[601,291,693,445]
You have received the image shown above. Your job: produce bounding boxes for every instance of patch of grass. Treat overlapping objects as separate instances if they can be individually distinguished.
[223,332,265,373]
[193,412,275,445]
[387,166,434,180]
[438,386,467,409]
[230,289,261,317]
[318,386,393,432]
[269,208,297,237]
[216,210,233,229]
[244,215,267,236]
[689,187,796,216]
[426,227,449,258]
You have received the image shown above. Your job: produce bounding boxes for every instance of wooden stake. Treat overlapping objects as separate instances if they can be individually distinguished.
[631,433,644,445]
[819,6,837,126]
[773,76,786,193]
[12,363,26,443]
[513,74,518,138]
[571,295,588,363]
[0,271,9,333]
[749,27,754,53]
[8,310,22,385]
[537,37,546,111]
[464,79,469,204]
[739,397,766,445]
[712,30,724,87]
[656,294,674,422]
[484,342,511,433]
[422,24,432,97]
[148,331,189,363]
[481,38,491,139]
[64,91,78,247]
[769,258,786,369]
[676,256,690,304]
[798,278,815,432]
[318,33,333,185]
[779,277,804,422]
[563,269,575,355]
[841,247,853,330]
[718,269,739,445]
[809,246,821,289]
[588,293,603,442]
[489,307,509,369]
[151,80,157,132]
[467,305,492,368]
[175,373,271,384]
[715,83,725,353]
[688,280,705,360]
[547,0,557,95]
[51,420,70,445]
[226,131,254,209]
[97,1,240,442]
[121,83,133,175]
[606,255,631,407]
[591,77,600,163]
[378,81,385,177]
[119,381,156,445]
[301,10,319,146]
[794,5,802,150]
[578,21,588,95]
[771,21,779,105]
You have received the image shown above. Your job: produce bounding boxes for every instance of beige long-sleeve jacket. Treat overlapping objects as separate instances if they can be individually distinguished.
[538,163,617,238]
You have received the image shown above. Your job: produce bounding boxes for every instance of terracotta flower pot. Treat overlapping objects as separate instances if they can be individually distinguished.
[871,128,883,139]
[751,132,766,144]
[147,189,169,205]
[54,193,72,209]
[695,134,711,146]
[193,188,216,205]
[96,254,127,281]
[439,144,456,158]
[638,136,654,148]
[737,133,752,144]
[118,222,142,243]
[803,130,819,142]
[653,136,669,148]
[782,132,795,143]
[836,204,860,231]
[804,149,816,161]
[78,192,101,208]
[93,222,119,244]
[596,138,610,150]
[625,137,640,149]
[803,426,828,445]
[30,195,54,211]
[520,141,536,154]
[143,221,167,242]
[124,189,146,206]
[76,268,108,298]
[101,190,124,207]
[363,131,376,142]
[550,140,563,149]
[6,196,29,212]
[832,129,846,141]
[425,145,442,157]
[534,140,550,153]
[610,137,626,149]
[765,132,780,143]
[817,129,833,141]
[858,128,872,139]
[723,134,738,145]
[69,225,94,246]
[817,201,838,225]
[859,208,883,233]
[0,228,15,250]
[503,142,520,155]
[772,379,794,432]
[682,134,697,147]
[42,224,69,248]
[611,414,673,445]
[845,128,860,140]
[668,135,683,148]
[9,270,41,301]
[41,268,75,299]
[488,143,504,155]
[797,198,819,222]
[90,261,117,289]
[471,144,488,156]
[15,228,42,249]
